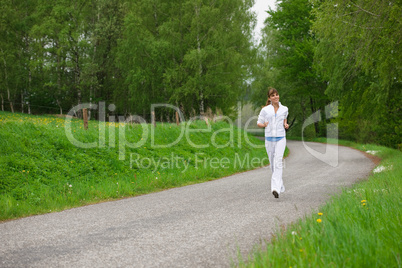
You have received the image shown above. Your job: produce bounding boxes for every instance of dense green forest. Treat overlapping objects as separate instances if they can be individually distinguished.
[251,0,401,148]
[0,0,400,148]
[0,0,256,119]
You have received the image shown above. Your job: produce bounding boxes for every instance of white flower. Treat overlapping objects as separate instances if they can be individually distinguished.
[373,165,393,173]
[291,231,297,235]
[69,184,72,188]
[373,166,386,173]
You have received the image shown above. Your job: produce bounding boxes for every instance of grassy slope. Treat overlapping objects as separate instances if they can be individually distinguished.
[0,111,277,220]
[240,138,401,267]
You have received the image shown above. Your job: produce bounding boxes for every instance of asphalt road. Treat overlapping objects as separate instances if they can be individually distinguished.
[0,141,375,268]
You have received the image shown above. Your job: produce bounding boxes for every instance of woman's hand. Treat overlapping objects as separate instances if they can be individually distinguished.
[284,123,289,129]
[257,122,269,128]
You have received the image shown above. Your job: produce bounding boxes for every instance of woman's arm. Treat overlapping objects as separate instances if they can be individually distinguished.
[257,109,268,128]
[283,119,289,129]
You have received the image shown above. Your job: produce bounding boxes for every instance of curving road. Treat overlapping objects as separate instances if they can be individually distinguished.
[0,141,375,267]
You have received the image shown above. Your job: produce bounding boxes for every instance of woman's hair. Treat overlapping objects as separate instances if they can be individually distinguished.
[265,87,279,106]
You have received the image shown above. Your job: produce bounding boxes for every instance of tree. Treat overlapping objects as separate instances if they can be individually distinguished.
[253,0,329,136]
[313,0,401,91]
[117,0,256,119]
[83,0,125,118]
[166,0,256,117]
[0,0,257,121]
[0,0,26,113]
[312,0,402,147]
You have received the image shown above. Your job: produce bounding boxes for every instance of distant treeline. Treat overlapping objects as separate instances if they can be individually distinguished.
[0,0,255,120]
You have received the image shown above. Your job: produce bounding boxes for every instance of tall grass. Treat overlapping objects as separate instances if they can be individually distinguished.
[0,111,278,220]
[240,140,401,267]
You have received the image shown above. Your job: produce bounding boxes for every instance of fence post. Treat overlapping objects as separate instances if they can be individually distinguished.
[151,111,156,127]
[175,111,180,126]
[83,108,88,130]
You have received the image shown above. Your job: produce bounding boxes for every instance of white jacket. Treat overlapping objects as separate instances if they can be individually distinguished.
[257,102,288,137]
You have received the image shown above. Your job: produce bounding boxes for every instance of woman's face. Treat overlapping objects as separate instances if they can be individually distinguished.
[269,92,280,105]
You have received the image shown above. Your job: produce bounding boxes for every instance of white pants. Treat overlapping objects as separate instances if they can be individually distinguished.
[265,138,286,194]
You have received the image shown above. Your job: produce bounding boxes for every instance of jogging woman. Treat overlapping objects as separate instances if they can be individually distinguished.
[257,88,289,198]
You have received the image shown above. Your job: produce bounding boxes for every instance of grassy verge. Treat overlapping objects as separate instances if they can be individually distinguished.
[0,111,281,221]
[239,138,401,267]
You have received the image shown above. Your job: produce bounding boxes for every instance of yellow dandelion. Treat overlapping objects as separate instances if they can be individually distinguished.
[299,249,303,252]
[362,203,366,206]
[361,200,367,203]
[318,212,323,216]
[22,170,25,172]
[317,219,322,223]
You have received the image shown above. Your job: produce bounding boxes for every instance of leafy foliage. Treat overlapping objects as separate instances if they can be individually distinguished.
[251,0,401,148]
[312,0,402,148]
[251,0,329,138]
[0,0,255,120]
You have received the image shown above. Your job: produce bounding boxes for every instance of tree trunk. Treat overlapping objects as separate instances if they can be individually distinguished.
[2,54,14,113]
[75,49,82,118]
[56,41,62,115]
[56,99,63,115]
[76,52,81,104]
[7,88,14,113]
[22,32,31,114]
[89,5,100,120]
[309,96,319,135]
[28,69,31,114]
[21,90,24,113]
[1,94,4,111]
[195,4,204,116]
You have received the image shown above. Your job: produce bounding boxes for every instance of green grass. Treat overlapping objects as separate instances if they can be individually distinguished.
[0,111,282,221]
[239,138,401,268]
